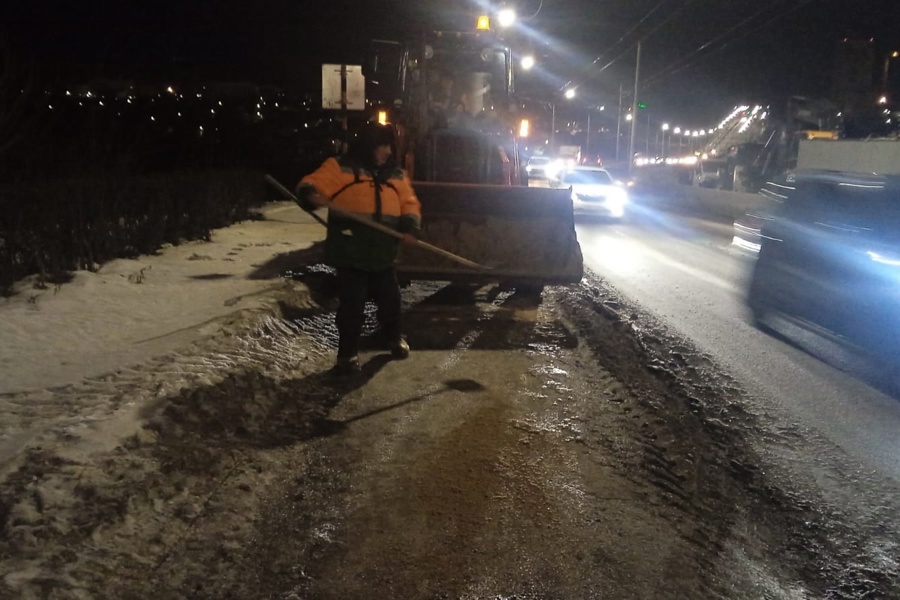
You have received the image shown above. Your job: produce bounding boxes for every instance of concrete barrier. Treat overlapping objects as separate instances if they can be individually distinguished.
[684,186,768,221]
[797,140,900,174]
[630,165,767,223]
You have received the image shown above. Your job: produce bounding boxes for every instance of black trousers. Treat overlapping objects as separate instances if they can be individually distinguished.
[336,267,402,359]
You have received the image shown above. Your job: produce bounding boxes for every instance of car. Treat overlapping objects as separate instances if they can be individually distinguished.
[556,166,629,219]
[525,156,553,179]
[747,169,900,367]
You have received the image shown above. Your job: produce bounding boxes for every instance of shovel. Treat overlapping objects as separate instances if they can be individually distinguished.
[265,174,491,271]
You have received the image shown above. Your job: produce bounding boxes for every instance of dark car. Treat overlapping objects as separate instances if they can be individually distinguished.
[747,169,900,365]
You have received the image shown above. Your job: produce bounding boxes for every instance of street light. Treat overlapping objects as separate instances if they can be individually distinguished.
[497,8,516,28]
[520,55,535,70]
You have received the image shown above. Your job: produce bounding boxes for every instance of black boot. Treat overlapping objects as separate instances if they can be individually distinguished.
[390,338,410,359]
[332,355,361,375]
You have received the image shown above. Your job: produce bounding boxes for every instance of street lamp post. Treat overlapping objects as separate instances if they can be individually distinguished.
[550,102,556,154]
[645,111,651,156]
[615,83,625,161]
[583,105,605,162]
[586,111,591,159]
[628,41,642,173]
[550,88,576,156]
[661,123,670,157]
[622,113,633,162]
[884,50,899,93]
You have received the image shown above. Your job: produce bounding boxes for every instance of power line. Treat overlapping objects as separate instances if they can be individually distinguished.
[643,0,818,90]
[559,0,817,101]
[559,0,699,91]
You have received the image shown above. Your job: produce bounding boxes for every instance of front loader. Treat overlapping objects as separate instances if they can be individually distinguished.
[364,18,584,289]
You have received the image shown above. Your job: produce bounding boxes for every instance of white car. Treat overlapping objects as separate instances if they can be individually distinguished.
[558,166,629,219]
[525,156,552,179]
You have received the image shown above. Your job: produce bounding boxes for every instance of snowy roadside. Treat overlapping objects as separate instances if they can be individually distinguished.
[0,201,346,597]
[1,201,325,395]
[0,200,331,470]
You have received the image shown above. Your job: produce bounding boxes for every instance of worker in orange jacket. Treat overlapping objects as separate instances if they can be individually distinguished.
[296,122,422,374]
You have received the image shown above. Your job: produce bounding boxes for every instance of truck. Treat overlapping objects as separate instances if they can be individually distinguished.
[361,17,583,289]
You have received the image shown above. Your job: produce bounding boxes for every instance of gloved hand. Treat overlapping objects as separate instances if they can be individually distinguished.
[295,185,328,211]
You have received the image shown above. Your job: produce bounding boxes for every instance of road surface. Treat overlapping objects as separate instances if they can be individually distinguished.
[577,206,900,480]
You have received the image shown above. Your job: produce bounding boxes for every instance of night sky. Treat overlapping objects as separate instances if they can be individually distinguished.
[2,0,898,126]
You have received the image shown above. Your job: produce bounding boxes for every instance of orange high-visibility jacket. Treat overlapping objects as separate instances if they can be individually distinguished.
[298,156,421,271]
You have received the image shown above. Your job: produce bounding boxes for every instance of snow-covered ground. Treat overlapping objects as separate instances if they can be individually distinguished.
[0,201,327,469]
[1,201,324,395]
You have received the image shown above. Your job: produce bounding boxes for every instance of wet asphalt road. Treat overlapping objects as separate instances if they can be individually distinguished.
[5,201,900,598]
[575,204,900,480]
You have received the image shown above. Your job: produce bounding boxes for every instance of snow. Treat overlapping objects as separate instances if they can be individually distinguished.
[0,201,324,395]
[0,201,328,471]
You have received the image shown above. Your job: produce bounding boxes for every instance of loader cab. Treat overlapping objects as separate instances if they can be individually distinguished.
[365,31,513,130]
[421,129,516,185]
[363,40,409,108]
[364,29,522,185]
[418,32,513,128]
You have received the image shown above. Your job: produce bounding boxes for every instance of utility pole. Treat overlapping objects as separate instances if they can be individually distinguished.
[645,111,651,156]
[586,111,591,159]
[615,84,624,161]
[628,41,641,174]
[550,102,556,154]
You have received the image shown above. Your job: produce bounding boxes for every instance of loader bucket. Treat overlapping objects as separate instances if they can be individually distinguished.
[396,182,583,287]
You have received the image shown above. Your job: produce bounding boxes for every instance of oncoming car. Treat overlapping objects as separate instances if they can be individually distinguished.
[525,156,553,179]
[557,166,629,220]
[747,169,900,368]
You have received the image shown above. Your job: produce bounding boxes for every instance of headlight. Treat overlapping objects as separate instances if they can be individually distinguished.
[608,186,628,206]
[868,251,900,267]
[545,161,563,179]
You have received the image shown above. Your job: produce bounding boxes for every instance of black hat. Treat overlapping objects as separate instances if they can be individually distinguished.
[348,122,396,167]
[367,122,396,147]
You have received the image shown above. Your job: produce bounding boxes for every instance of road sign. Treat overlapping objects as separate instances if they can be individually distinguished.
[322,64,365,110]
